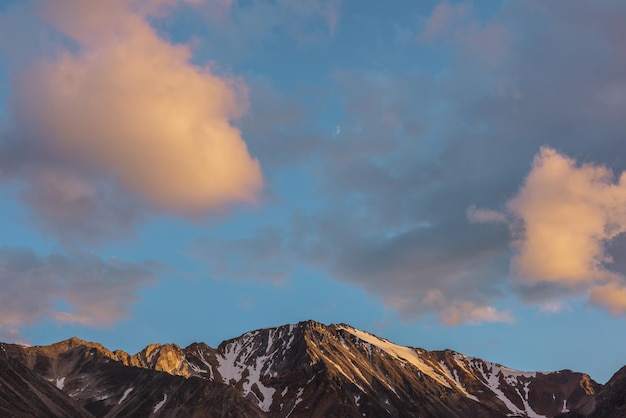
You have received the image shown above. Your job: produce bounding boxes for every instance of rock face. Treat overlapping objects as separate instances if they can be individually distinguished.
[559,365,626,418]
[0,345,93,417]
[0,320,608,417]
[114,343,191,377]
[592,365,626,417]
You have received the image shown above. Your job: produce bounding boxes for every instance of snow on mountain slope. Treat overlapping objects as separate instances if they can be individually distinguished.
[335,324,452,388]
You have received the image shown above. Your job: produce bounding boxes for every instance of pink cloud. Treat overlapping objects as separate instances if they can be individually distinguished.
[589,283,626,315]
[0,248,156,339]
[19,0,262,215]
[1,0,263,242]
[507,147,626,287]
[470,148,626,315]
[419,289,513,326]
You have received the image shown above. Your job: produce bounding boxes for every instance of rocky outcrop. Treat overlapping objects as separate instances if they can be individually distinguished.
[0,344,93,418]
[114,343,191,377]
[591,365,626,417]
[559,365,626,417]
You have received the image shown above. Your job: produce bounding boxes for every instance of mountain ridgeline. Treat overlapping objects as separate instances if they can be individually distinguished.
[0,320,621,417]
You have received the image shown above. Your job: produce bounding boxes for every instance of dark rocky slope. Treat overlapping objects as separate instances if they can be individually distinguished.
[0,345,93,417]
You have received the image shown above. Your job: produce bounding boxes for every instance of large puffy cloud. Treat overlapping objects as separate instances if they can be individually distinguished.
[495,147,626,315]
[508,147,626,286]
[0,247,156,339]
[1,0,262,241]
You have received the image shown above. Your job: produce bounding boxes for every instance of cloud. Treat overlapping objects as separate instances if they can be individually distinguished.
[415,2,472,43]
[416,1,509,68]
[173,0,341,64]
[467,205,507,224]
[440,301,513,326]
[589,283,626,315]
[304,217,511,326]
[219,0,626,324]
[0,0,262,241]
[240,76,327,169]
[0,247,156,339]
[495,147,626,315]
[97,0,626,326]
[507,147,626,286]
[14,168,144,243]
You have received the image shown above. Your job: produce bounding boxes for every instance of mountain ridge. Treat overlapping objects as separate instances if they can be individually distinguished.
[0,320,617,417]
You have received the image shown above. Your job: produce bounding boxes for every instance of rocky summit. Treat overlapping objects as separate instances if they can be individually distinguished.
[0,320,620,417]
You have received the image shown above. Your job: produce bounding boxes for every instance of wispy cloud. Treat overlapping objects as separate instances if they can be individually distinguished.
[0,247,156,339]
[191,227,293,284]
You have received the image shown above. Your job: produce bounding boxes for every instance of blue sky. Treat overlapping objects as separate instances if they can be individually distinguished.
[1,0,626,384]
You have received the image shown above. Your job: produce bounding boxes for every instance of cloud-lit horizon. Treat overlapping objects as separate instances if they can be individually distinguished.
[1,0,626,384]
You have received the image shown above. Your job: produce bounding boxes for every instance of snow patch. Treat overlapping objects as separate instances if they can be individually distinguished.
[478,365,524,416]
[267,329,274,353]
[475,362,545,418]
[516,381,543,418]
[118,387,133,404]
[55,377,65,390]
[193,349,214,380]
[188,362,208,374]
[217,334,277,412]
[562,400,569,413]
[153,394,167,413]
[438,360,478,401]
[286,387,305,418]
[337,325,451,388]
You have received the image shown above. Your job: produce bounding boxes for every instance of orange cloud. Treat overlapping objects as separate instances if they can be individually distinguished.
[417,290,512,326]
[589,283,626,315]
[12,0,262,216]
[507,147,626,286]
[440,301,513,326]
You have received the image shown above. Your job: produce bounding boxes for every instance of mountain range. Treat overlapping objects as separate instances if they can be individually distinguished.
[0,320,623,417]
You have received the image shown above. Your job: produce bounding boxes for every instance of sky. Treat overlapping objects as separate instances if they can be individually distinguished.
[0,0,626,384]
